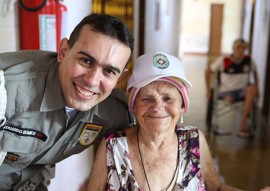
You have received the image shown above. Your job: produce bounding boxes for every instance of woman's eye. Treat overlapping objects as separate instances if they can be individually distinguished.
[163,97,172,101]
[141,97,150,102]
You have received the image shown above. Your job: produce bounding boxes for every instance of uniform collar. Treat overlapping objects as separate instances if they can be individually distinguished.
[40,62,66,111]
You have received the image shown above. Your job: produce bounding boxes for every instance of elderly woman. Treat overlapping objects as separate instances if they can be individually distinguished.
[86,52,242,191]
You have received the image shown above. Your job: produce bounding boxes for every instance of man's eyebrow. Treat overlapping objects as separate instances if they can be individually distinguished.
[78,51,121,74]
[78,51,95,62]
[105,65,121,74]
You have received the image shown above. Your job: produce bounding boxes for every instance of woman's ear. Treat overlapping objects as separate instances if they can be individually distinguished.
[57,38,69,62]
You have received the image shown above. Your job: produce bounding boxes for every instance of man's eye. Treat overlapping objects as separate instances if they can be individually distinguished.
[81,57,94,66]
[104,68,116,76]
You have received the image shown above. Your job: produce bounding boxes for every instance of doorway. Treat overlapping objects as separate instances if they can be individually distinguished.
[208,3,224,62]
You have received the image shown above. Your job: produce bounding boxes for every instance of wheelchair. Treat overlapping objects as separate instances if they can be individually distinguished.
[206,72,258,137]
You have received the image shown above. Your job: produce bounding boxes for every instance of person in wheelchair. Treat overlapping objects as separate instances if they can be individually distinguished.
[205,38,259,138]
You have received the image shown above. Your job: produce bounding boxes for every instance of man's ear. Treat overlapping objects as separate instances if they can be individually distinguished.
[57,38,69,62]
[117,68,129,83]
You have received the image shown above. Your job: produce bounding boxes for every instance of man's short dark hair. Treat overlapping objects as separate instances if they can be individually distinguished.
[68,13,134,53]
[233,38,247,47]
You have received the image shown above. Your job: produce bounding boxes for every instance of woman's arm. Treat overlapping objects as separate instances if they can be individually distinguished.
[198,130,243,191]
[87,138,108,191]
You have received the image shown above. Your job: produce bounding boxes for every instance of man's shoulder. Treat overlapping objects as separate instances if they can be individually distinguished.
[0,50,57,70]
[109,88,128,103]
[95,89,131,139]
[103,88,127,106]
[98,88,129,115]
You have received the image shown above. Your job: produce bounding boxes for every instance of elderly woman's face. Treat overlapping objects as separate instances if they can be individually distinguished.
[133,81,184,131]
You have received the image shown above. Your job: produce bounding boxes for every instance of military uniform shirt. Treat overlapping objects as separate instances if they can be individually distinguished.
[0,50,131,190]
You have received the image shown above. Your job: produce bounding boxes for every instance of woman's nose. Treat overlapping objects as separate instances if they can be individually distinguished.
[152,99,164,110]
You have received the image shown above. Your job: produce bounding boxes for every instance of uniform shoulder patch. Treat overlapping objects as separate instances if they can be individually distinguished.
[79,123,103,146]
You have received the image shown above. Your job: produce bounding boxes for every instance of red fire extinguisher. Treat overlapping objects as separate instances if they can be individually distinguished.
[19,0,67,51]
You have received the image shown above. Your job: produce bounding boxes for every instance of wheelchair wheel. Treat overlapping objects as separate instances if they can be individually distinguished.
[248,101,258,134]
[206,89,214,132]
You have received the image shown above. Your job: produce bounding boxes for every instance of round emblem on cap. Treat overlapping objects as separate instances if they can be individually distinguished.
[153,53,169,69]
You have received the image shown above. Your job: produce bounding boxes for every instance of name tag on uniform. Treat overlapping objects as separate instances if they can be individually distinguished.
[79,124,103,146]
[0,124,47,142]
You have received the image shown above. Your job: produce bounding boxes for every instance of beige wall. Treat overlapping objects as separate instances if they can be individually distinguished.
[0,0,20,52]
[179,0,243,55]
[144,0,181,56]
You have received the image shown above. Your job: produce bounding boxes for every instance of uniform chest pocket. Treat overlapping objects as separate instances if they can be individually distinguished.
[0,130,44,170]
[4,61,37,81]
[57,123,103,162]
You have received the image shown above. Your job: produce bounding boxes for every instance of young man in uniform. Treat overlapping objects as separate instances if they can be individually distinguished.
[205,38,259,138]
[0,13,134,190]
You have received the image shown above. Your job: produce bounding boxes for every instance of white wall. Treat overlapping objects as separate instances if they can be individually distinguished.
[179,0,243,55]
[242,1,253,44]
[62,0,92,39]
[48,148,94,191]
[179,0,210,55]
[221,0,242,53]
[144,0,181,56]
[251,0,270,109]
[0,0,20,52]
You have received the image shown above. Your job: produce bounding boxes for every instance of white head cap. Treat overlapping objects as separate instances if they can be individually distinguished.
[127,52,192,113]
[127,52,192,90]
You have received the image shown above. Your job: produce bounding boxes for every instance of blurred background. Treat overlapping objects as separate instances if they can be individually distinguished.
[0,0,269,190]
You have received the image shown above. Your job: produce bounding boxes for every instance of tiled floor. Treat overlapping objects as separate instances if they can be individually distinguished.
[182,55,270,191]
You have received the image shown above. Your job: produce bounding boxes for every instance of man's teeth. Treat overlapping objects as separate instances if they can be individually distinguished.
[77,85,94,97]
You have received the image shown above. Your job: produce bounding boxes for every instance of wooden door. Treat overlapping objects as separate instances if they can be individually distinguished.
[209,4,224,59]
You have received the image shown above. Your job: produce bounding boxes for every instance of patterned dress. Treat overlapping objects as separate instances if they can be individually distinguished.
[105,126,206,191]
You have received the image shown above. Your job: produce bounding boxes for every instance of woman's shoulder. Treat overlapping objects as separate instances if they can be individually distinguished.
[176,125,199,132]
[105,130,126,142]
[176,125,202,138]
[105,126,137,142]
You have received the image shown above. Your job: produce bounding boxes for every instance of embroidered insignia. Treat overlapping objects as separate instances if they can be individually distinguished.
[153,53,169,69]
[79,124,103,146]
[5,153,19,161]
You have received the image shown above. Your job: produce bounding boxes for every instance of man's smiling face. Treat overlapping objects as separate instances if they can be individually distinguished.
[57,25,131,111]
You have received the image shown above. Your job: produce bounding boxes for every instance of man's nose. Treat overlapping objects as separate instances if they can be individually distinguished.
[84,68,102,86]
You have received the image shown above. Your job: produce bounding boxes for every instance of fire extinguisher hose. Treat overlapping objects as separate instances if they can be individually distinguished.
[18,0,47,12]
